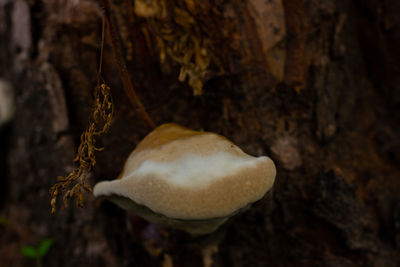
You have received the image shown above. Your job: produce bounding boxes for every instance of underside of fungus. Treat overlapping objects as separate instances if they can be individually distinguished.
[94,123,276,234]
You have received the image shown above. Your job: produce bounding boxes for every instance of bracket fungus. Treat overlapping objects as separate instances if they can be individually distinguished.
[94,123,276,235]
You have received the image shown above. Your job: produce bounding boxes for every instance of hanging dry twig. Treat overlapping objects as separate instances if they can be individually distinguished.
[49,12,113,213]
[49,82,113,213]
[50,0,158,212]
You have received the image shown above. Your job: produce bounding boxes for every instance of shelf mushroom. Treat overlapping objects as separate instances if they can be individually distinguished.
[94,123,276,235]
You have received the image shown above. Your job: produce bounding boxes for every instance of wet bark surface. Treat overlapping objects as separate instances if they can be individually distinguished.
[0,0,399,266]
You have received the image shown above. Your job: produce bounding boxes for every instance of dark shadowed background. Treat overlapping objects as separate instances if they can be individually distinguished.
[0,0,399,266]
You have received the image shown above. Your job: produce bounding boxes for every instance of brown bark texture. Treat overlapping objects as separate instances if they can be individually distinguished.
[0,0,400,266]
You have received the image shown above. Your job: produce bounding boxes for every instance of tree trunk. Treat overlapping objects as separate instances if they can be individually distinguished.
[1,0,399,266]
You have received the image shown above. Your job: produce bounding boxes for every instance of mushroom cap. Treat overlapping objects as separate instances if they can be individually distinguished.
[94,123,276,221]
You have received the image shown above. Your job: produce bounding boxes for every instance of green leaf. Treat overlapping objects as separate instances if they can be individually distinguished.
[0,215,7,226]
[37,239,53,257]
[21,246,38,258]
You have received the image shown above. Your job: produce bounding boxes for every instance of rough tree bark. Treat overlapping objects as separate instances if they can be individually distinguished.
[0,0,399,266]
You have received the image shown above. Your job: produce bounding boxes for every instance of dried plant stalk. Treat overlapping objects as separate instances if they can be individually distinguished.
[49,83,113,213]
[103,0,155,127]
